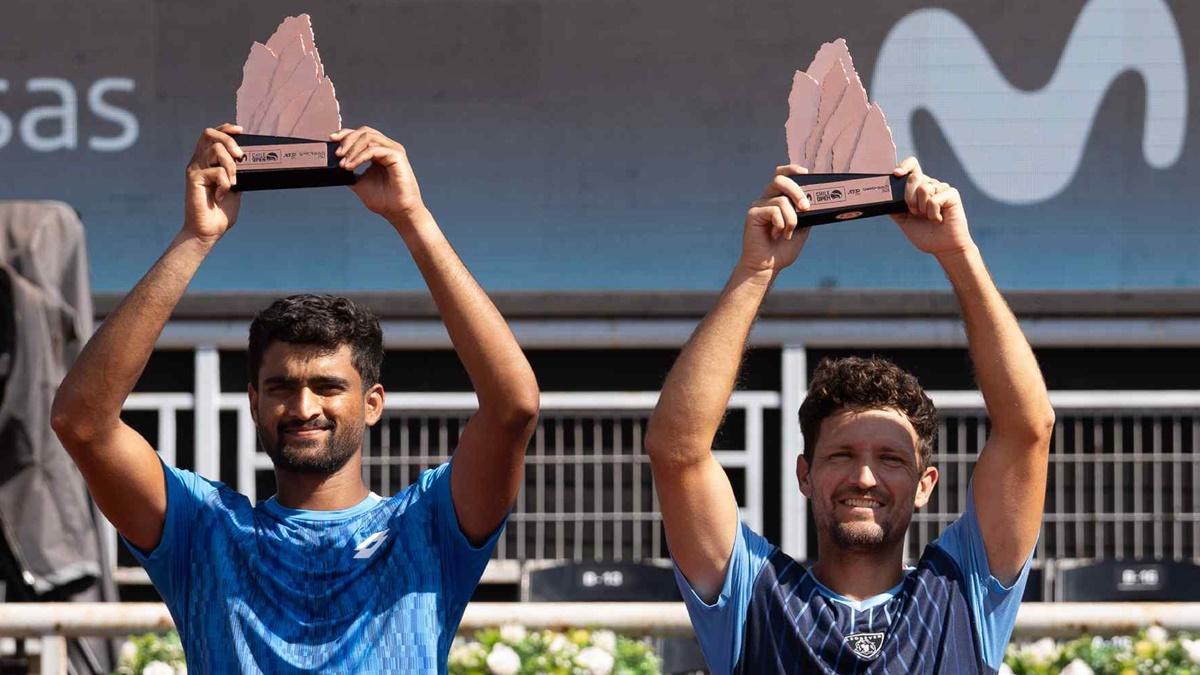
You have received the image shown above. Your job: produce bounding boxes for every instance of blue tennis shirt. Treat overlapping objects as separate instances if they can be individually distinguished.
[125,460,502,673]
[675,490,1031,675]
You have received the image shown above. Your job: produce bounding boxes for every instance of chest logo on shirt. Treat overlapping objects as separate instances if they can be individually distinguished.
[845,632,885,660]
[353,529,389,560]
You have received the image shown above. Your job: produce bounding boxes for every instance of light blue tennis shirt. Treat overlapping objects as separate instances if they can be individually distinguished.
[125,460,502,673]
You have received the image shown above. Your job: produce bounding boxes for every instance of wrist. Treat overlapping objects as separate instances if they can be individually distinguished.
[933,242,981,267]
[174,227,221,251]
[730,262,777,291]
[386,204,433,232]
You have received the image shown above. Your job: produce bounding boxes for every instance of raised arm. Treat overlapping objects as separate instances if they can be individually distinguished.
[892,158,1055,583]
[51,124,245,552]
[645,166,810,601]
[335,127,539,545]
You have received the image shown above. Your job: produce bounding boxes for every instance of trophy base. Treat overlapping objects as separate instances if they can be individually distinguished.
[785,173,907,226]
[232,134,356,192]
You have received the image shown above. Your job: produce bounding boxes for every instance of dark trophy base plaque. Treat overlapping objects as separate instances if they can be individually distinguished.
[786,173,907,226]
[232,134,356,192]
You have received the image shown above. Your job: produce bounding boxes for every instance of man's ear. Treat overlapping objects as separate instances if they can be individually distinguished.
[247,383,258,424]
[913,465,939,509]
[797,453,813,498]
[365,383,385,426]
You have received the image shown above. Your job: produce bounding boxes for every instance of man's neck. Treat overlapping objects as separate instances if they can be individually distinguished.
[809,538,907,601]
[273,457,370,511]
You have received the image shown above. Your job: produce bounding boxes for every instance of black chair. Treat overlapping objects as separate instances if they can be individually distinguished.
[1057,560,1200,601]
[524,561,709,674]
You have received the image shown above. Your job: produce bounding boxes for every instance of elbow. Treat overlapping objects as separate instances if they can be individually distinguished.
[50,387,99,450]
[496,384,541,433]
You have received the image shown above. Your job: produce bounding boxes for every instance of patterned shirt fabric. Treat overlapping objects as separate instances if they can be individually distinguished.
[125,460,502,673]
[674,487,1031,675]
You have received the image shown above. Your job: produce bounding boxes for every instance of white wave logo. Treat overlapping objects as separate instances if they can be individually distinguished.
[871,0,1187,204]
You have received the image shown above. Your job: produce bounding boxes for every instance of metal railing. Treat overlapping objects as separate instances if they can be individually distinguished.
[119,390,775,583]
[115,388,1200,585]
[907,391,1200,568]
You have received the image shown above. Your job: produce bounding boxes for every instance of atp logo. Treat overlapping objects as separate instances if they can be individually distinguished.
[353,529,389,560]
[871,0,1187,204]
[844,632,885,660]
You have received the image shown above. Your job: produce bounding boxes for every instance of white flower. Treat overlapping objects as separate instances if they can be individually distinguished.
[174,666,187,675]
[142,662,176,675]
[997,664,1014,675]
[591,629,617,654]
[575,646,615,675]
[1060,658,1095,675]
[499,623,527,644]
[1146,624,1169,644]
[486,643,521,675]
[119,641,138,664]
[1020,637,1058,665]
[1181,638,1200,664]
[548,634,576,655]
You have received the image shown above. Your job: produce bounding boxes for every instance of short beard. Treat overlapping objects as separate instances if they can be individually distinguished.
[259,420,362,475]
[830,520,893,550]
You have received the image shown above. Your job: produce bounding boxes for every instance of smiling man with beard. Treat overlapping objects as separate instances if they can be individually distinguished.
[645,159,1054,674]
[51,124,539,672]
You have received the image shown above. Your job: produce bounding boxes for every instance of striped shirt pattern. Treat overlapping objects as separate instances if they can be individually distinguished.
[675,490,1030,675]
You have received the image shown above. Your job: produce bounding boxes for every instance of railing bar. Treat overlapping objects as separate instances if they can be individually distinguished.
[633,420,644,561]
[1093,417,1104,560]
[593,418,603,561]
[536,423,546,561]
[574,418,584,561]
[1134,417,1144,559]
[1173,416,1183,561]
[1115,417,1124,560]
[1055,420,1065,560]
[1075,419,1085,560]
[1153,417,1163,561]
[555,420,565,560]
[614,419,624,562]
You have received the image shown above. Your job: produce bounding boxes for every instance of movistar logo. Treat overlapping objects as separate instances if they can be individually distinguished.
[872,0,1187,205]
[353,529,388,560]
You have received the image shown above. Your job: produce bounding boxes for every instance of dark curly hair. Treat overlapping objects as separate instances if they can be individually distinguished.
[798,356,938,467]
[247,294,383,388]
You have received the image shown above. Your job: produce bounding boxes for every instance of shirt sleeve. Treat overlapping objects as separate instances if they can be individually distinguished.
[672,520,776,675]
[120,458,217,607]
[932,484,1034,670]
[418,461,507,614]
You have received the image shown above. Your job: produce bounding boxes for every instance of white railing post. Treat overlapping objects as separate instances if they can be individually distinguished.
[39,635,67,675]
[193,347,221,479]
[780,346,807,560]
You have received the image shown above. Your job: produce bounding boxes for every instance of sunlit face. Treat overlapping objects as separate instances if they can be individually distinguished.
[248,342,383,475]
[798,407,938,552]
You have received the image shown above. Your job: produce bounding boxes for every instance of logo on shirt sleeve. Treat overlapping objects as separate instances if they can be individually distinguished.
[845,632,885,660]
[353,529,389,560]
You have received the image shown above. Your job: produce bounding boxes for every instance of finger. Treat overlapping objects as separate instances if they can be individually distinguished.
[764,175,811,213]
[197,166,232,203]
[209,143,238,188]
[330,128,354,140]
[200,127,244,162]
[215,123,243,135]
[893,156,921,176]
[926,193,941,223]
[774,163,809,177]
[905,170,926,214]
[770,195,798,235]
[341,137,379,169]
[767,206,786,240]
[338,130,380,163]
[344,144,400,172]
[914,182,933,216]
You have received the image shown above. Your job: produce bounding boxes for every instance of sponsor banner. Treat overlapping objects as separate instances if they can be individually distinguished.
[1,0,1197,291]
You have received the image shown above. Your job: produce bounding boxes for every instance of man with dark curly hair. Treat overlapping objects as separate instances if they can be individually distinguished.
[50,124,539,672]
[646,159,1054,674]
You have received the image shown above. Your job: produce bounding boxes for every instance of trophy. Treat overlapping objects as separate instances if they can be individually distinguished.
[784,39,906,225]
[232,15,354,191]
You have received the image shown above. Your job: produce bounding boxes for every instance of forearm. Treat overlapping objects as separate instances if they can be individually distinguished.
[939,245,1054,441]
[646,265,774,465]
[53,231,212,438]
[391,209,538,421]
